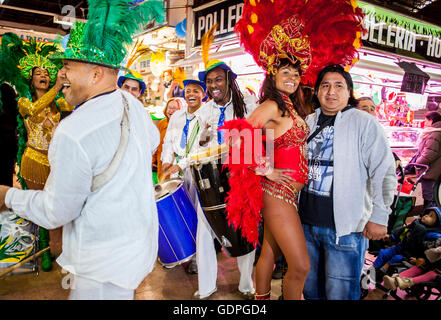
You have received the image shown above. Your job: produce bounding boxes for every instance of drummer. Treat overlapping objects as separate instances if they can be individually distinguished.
[161,79,208,180]
[161,79,208,275]
[193,59,258,300]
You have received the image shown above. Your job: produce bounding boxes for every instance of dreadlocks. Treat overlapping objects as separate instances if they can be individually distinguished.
[227,70,247,119]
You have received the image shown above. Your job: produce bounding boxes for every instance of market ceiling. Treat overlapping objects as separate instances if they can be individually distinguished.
[0,0,440,35]
[0,0,87,34]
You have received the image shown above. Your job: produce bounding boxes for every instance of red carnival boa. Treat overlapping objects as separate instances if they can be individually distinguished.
[219,118,264,247]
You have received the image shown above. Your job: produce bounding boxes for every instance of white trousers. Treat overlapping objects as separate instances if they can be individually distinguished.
[183,169,255,297]
[69,274,134,300]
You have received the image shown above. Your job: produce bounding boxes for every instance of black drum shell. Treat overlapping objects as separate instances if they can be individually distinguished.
[203,207,254,257]
[192,157,230,207]
[191,155,254,257]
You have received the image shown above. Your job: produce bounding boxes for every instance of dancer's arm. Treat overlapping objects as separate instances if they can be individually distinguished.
[247,101,295,183]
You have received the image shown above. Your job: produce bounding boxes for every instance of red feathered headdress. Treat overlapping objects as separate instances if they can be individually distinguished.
[235,0,366,86]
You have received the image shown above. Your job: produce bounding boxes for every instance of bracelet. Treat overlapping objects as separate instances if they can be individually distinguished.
[254,290,271,300]
[254,155,273,176]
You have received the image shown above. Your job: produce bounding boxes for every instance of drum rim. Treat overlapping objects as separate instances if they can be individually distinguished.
[154,178,184,201]
[157,253,195,267]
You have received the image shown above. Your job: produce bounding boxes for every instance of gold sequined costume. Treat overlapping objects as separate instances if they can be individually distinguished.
[18,88,73,186]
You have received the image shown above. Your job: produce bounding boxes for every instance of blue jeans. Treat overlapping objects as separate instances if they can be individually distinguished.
[302,224,368,300]
[372,243,404,269]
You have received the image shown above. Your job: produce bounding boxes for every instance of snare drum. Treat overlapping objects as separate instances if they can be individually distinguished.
[190,146,254,257]
[0,209,37,270]
[155,178,198,267]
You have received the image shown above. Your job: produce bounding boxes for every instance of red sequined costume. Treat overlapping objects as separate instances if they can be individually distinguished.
[261,94,309,207]
[219,94,309,245]
[221,0,365,247]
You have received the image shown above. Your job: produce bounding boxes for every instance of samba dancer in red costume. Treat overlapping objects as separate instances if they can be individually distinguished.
[223,0,365,300]
[248,58,311,300]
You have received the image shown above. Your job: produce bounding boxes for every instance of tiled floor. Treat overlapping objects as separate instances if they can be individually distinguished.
[0,250,278,300]
[0,236,386,300]
[0,174,429,300]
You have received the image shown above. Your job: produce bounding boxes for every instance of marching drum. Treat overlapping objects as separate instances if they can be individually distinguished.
[0,209,37,274]
[154,178,198,267]
[190,145,254,257]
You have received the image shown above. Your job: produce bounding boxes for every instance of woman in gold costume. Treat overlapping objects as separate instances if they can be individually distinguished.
[18,67,73,189]
[0,33,73,271]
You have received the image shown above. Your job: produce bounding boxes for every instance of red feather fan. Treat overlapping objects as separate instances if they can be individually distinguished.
[235,0,365,86]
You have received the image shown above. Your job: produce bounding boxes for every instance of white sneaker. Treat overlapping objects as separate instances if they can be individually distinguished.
[192,287,217,300]
[237,290,255,300]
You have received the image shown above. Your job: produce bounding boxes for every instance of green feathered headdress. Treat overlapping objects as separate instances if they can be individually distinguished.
[50,0,165,70]
[18,39,60,84]
[0,33,61,111]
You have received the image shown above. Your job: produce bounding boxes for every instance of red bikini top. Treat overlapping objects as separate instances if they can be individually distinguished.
[273,94,310,149]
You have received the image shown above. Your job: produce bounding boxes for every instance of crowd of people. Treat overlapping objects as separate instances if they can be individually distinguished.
[0,0,440,301]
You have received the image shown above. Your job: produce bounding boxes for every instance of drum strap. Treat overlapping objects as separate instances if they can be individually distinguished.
[307,105,354,144]
[185,120,200,157]
[91,93,130,192]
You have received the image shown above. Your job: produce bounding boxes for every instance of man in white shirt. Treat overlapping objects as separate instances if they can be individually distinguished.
[161,79,208,178]
[161,79,213,291]
[193,59,258,300]
[0,4,162,300]
[198,59,258,147]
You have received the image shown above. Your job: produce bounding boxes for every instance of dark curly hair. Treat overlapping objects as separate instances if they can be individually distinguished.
[206,67,247,119]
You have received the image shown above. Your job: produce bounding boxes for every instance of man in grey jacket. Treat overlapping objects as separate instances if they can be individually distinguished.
[298,64,397,300]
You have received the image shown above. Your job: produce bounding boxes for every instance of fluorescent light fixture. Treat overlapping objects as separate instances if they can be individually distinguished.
[53,16,74,27]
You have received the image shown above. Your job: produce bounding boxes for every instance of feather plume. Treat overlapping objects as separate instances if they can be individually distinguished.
[83,0,165,66]
[172,67,186,89]
[201,23,218,69]
[126,39,152,69]
[219,119,264,247]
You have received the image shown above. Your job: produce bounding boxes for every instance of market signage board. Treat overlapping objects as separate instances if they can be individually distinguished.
[359,2,441,65]
[192,0,441,65]
[361,18,441,64]
[0,28,56,43]
[193,0,243,47]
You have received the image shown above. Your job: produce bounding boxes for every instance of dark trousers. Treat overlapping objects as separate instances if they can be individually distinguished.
[421,178,436,207]
[0,156,15,187]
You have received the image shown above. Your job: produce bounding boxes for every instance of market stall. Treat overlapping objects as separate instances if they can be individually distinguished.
[175,0,441,165]
[354,1,441,164]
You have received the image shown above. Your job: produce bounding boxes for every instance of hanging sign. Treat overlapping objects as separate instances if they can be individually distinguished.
[0,28,56,43]
[193,0,244,47]
[359,2,441,65]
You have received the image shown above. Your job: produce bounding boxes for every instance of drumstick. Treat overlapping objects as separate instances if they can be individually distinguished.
[0,246,50,278]
[158,174,166,183]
